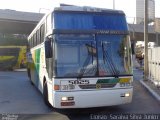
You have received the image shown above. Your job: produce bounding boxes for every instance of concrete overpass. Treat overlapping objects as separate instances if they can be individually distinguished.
[128,24,159,43]
[0,9,44,34]
[0,9,159,43]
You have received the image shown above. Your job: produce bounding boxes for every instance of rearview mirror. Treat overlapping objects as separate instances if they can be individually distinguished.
[45,38,53,58]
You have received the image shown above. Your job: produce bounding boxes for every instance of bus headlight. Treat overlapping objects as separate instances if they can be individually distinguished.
[120,93,130,97]
[125,93,130,97]
[61,96,74,101]
[61,97,68,101]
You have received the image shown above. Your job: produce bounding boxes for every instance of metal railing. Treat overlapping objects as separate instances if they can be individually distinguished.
[148,47,160,86]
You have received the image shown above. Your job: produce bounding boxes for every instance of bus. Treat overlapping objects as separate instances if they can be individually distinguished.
[0,46,27,70]
[27,5,133,108]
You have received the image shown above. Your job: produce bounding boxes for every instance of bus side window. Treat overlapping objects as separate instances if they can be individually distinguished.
[28,39,31,48]
[31,37,33,48]
[34,33,36,47]
[36,31,39,45]
[33,35,35,47]
[38,29,40,44]
[40,24,45,43]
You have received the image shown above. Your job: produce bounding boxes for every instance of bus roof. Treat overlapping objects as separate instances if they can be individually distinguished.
[53,5,127,33]
[54,5,125,15]
[28,5,126,40]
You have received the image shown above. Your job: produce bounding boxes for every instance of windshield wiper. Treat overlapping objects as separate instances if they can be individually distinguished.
[102,42,106,64]
[78,43,97,78]
[78,55,91,78]
[101,42,120,77]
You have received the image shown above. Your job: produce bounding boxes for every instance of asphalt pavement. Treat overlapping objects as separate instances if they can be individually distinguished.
[0,70,160,120]
[0,71,51,114]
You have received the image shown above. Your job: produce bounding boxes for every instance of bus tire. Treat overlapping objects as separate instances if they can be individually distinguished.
[43,81,52,108]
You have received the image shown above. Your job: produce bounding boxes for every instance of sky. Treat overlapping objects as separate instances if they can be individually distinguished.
[0,0,160,23]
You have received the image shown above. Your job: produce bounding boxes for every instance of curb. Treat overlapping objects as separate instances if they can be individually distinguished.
[140,80,160,102]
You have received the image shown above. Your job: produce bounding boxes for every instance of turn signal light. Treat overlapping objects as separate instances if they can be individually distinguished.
[54,85,60,90]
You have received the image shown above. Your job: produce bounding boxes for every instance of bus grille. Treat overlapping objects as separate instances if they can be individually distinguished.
[79,83,116,89]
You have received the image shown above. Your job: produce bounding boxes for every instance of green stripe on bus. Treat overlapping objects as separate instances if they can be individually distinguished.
[35,48,41,74]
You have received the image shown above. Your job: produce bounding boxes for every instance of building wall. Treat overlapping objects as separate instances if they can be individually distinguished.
[136,0,155,24]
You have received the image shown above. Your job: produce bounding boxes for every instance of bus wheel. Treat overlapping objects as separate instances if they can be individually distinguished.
[43,81,52,108]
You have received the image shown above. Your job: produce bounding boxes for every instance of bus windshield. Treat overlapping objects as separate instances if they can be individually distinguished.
[55,34,132,78]
[97,35,132,77]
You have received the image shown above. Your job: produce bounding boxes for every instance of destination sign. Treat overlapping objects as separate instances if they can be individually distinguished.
[96,30,129,34]
[53,29,129,35]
